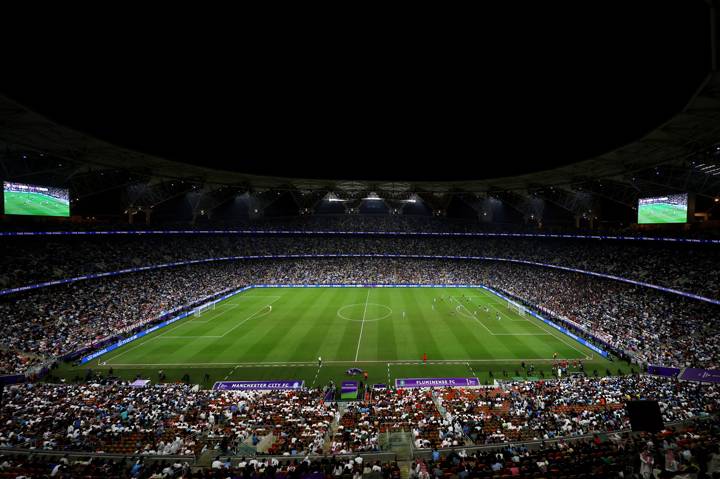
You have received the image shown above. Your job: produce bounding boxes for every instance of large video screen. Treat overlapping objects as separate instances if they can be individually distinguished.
[3,182,70,217]
[637,193,688,224]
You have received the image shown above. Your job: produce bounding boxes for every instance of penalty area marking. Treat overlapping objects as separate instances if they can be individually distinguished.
[192,304,239,323]
[218,298,280,338]
[194,295,281,323]
[452,299,549,336]
[475,290,597,359]
[103,298,280,365]
[464,294,528,321]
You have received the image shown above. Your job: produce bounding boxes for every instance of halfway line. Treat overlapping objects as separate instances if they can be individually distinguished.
[354,288,371,361]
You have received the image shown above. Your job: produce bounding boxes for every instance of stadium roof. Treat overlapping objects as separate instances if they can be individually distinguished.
[1,71,720,196]
[0,1,718,199]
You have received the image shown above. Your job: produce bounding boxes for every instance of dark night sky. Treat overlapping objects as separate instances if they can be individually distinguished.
[1,1,712,181]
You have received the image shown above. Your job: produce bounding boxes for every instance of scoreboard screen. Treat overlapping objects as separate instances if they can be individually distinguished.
[637,194,688,224]
[3,182,70,217]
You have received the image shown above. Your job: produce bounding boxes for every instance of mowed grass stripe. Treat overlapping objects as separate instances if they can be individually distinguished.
[219,292,290,363]
[87,286,615,385]
[130,297,274,365]
[474,288,589,359]
[285,288,341,362]
[357,287,393,361]
[435,294,493,360]
[375,288,400,361]
[405,288,444,361]
[443,293,513,359]
[234,295,302,363]
[331,288,366,361]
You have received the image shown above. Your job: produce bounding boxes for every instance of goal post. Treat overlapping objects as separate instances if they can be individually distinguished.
[506,300,526,316]
[195,302,216,317]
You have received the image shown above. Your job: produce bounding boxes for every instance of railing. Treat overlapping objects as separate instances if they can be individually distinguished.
[411,416,716,460]
[2,416,714,469]
[0,447,194,463]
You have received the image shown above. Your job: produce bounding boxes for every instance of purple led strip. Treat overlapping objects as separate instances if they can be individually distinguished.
[0,229,717,244]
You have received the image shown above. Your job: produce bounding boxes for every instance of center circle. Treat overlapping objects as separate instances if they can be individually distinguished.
[337,303,393,322]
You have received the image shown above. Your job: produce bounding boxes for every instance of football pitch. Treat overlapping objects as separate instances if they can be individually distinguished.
[4,191,70,217]
[638,202,686,224]
[68,287,624,387]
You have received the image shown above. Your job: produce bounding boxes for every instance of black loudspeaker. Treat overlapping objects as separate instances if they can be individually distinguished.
[626,400,664,433]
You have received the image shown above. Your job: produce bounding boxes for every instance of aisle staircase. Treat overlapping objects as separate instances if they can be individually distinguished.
[380,430,413,461]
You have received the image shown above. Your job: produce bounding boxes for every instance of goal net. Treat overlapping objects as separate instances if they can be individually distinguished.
[195,302,216,317]
[507,300,526,316]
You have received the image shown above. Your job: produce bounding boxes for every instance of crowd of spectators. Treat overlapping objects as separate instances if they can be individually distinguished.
[0,381,335,458]
[0,382,207,455]
[0,375,717,476]
[332,389,442,454]
[206,389,336,456]
[438,375,719,445]
[413,416,720,478]
[2,422,719,479]
[0,257,718,375]
[0,452,394,478]
[472,262,720,369]
[330,375,719,454]
[2,233,719,299]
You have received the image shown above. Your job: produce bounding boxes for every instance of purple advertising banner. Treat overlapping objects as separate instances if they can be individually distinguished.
[340,381,359,399]
[647,365,681,378]
[213,380,305,391]
[679,368,720,383]
[0,374,26,385]
[395,377,480,388]
[341,381,358,391]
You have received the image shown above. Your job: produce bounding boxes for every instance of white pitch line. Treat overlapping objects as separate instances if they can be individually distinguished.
[478,290,591,360]
[466,361,478,380]
[233,295,282,300]
[353,288,371,362]
[224,365,240,380]
[100,357,577,368]
[218,297,281,338]
[105,296,280,365]
[450,296,494,334]
[192,304,239,323]
[469,294,528,321]
[311,364,322,387]
[490,333,551,336]
[104,315,196,364]
[160,335,223,339]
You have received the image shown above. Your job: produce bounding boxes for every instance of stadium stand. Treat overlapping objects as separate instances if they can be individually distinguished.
[1,258,718,376]
[2,234,719,299]
[0,377,717,475]
[2,14,720,474]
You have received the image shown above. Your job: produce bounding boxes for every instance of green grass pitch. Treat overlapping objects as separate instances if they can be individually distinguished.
[4,191,70,217]
[637,202,686,224]
[64,287,625,387]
